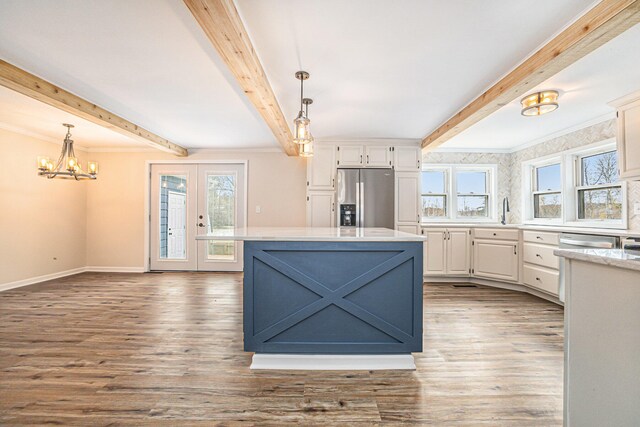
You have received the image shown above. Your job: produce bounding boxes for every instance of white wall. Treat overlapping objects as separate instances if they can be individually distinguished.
[0,128,87,286]
[85,150,307,268]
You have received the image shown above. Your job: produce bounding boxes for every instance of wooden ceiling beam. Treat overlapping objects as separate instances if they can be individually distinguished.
[422,0,640,150]
[0,59,188,156]
[183,0,297,156]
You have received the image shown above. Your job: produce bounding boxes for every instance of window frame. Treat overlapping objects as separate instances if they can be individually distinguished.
[523,139,627,229]
[420,167,449,219]
[525,156,564,224]
[421,164,498,223]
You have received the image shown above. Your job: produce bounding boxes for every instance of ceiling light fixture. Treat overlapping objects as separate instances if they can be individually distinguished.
[520,90,559,116]
[299,98,314,157]
[293,71,312,145]
[37,124,98,180]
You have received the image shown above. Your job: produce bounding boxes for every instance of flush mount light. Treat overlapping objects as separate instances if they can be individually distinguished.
[293,71,312,145]
[521,90,559,116]
[37,124,98,180]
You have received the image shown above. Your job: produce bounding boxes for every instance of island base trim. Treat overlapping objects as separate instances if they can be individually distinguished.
[250,354,416,370]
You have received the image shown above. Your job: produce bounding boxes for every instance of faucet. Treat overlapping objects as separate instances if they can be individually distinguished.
[501,197,510,225]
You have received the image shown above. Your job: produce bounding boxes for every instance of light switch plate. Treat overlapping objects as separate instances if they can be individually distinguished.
[634,202,640,216]
[256,205,261,214]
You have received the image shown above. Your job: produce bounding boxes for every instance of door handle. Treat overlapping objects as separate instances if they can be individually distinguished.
[367,155,369,164]
[360,154,363,163]
[198,223,205,228]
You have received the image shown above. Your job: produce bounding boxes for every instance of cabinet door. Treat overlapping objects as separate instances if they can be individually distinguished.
[394,146,421,171]
[306,192,335,227]
[307,144,336,190]
[424,229,447,275]
[618,99,640,179]
[473,239,519,282]
[395,172,420,224]
[337,145,364,167]
[447,229,470,275]
[366,146,392,167]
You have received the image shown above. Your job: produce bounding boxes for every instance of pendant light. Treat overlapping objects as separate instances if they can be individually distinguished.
[293,71,312,145]
[299,98,314,157]
[521,90,559,116]
[37,124,98,180]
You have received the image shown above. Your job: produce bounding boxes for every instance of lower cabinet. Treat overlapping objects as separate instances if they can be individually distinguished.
[472,239,519,282]
[306,191,335,227]
[423,228,470,275]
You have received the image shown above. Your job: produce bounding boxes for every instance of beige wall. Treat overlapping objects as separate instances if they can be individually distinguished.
[85,150,307,268]
[0,128,87,285]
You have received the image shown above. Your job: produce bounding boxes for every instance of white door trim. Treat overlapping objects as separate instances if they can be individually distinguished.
[144,160,248,272]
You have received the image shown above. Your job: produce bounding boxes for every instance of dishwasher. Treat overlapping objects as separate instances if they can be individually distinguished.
[558,232,620,302]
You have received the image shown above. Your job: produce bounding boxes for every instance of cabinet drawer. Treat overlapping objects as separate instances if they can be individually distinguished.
[523,230,559,245]
[523,242,559,270]
[523,264,559,296]
[474,228,519,241]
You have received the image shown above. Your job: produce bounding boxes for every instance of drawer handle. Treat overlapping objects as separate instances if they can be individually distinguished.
[536,277,541,281]
[536,254,542,258]
[536,236,543,240]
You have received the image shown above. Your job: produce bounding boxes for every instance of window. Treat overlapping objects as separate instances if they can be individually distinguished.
[523,140,626,228]
[577,150,623,221]
[533,163,562,219]
[421,170,447,218]
[421,165,496,221]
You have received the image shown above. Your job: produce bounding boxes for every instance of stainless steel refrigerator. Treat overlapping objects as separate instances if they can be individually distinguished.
[336,168,395,229]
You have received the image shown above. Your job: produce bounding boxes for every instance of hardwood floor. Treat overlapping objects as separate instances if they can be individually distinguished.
[0,272,564,425]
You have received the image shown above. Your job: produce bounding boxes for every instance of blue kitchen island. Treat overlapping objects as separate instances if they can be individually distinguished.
[197,227,425,370]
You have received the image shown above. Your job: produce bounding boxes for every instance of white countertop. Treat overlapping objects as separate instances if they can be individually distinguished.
[554,248,640,272]
[195,227,427,242]
[420,222,640,238]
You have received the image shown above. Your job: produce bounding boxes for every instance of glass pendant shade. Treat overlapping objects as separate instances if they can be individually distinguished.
[521,90,559,116]
[293,112,311,145]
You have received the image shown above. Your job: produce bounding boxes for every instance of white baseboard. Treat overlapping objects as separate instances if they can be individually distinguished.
[0,267,86,292]
[1,266,146,292]
[250,354,416,370]
[85,266,145,273]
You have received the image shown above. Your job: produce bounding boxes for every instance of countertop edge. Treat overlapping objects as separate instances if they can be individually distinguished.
[554,248,640,272]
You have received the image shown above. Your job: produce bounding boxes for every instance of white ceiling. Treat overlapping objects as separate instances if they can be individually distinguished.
[0,0,617,151]
[0,0,275,149]
[236,0,596,141]
[440,23,640,151]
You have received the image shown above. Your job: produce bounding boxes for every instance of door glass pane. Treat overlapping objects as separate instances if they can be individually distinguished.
[534,193,561,218]
[578,186,623,220]
[422,195,446,218]
[457,195,488,218]
[206,173,236,261]
[422,170,445,193]
[535,163,561,191]
[159,175,187,259]
[581,151,619,185]
[456,171,486,194]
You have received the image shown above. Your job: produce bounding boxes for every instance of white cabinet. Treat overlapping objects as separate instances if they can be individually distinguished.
[365,146,393,168]
[473,239,519,282]
[337,145,364,167]
[423,228,470,276]
[394,146,422,171]
[306,191,335,227]
[395,172,420,225]
[397,224,420,234]
[610,91,640,181]
[307,144,336,190]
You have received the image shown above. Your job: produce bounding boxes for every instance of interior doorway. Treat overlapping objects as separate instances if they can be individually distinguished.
[149,162,246,271]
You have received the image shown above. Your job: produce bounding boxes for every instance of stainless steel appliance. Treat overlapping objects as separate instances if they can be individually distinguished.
[558,232,620,302]
[337,168,394,229]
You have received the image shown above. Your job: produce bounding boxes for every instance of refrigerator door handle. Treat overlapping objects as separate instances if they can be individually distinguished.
[355,178,360,227]
[359,181,365,227]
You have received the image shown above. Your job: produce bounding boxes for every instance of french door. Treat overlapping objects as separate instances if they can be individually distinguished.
[149,163,246,271]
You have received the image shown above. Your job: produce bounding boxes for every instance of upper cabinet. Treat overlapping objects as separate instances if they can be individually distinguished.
[610,91,640,181]
[307,144,336,190]
[394,146,422,171]
[365,146,393,167]
[337,145,364,167]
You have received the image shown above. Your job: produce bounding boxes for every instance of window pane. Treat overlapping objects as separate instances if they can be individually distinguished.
[422,170,445,194]
[159,175,187,260]
[534,193,561,218]
[581,151,619,186]
[422,195,446,218]
[457,195,488,217]
[206,173,236,261]
[536,163,561,191]
[578,186,623,220]
[457,171,486,194]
